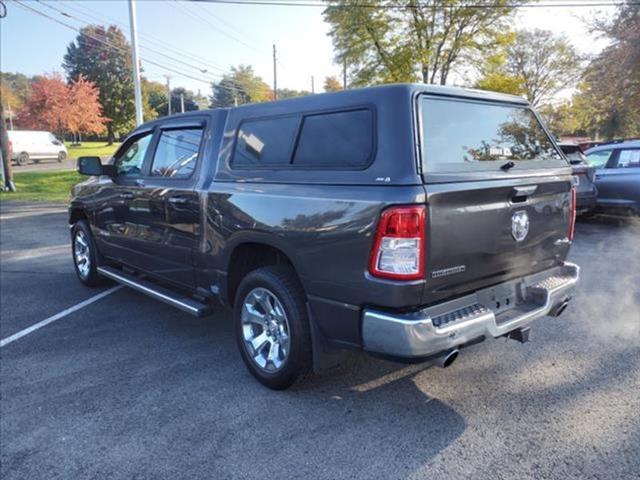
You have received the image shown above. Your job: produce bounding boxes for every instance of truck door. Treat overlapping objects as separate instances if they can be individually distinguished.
[93,131,153,266]
[133,121,206,288]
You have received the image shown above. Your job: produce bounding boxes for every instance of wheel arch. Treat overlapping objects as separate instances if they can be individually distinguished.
[224,234,305,306]
[69,206,88,225]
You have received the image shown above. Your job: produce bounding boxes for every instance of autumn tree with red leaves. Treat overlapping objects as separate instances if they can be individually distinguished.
[16,73,106,141]
[17,73,70,137]
[68,75,107,141]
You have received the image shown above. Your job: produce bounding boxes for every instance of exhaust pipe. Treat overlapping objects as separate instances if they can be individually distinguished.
[433,349,459,368]
[549,298,570,317]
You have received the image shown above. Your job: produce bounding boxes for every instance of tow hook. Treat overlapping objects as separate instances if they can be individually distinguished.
[506,327,530,344]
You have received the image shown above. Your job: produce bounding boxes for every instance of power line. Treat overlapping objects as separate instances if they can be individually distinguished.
[27,1,255,95]
[37,0,231,79]
[13,0,246,95]
[190,0,639,8]
[59,0,232,75]
[45,0,278,93]
[179,0,266,54]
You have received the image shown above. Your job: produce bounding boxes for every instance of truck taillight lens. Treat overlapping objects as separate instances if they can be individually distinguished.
[569,187,577,241]
[369,205,426,280]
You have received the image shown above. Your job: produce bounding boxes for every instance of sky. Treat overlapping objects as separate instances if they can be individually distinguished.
[0,0,616,98]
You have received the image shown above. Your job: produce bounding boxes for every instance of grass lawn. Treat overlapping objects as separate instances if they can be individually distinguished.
[0,171,84,203]
[65,141,120,159]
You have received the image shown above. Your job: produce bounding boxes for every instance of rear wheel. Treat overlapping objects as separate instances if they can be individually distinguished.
[234,265,312,390]
[16,152,29,166]
[71,220,104,287]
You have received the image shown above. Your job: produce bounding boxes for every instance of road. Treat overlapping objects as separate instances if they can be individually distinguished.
[11,158,77,173]
[1,202,639,480]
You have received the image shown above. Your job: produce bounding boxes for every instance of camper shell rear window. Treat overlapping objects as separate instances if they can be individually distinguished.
[419,96,566,174]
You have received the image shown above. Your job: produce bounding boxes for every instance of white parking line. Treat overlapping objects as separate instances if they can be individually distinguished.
[0,285,123,348]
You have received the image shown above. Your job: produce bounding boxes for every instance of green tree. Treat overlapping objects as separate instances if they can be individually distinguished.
[1,72,33,112]
[505,29,582,107]
[63,25,136,144]
[142,78,168,118]
[276,88,310,99]
[324,0,520,87]
[323,75,343,92]
[473,32,524,96]
[575,4,639,139]
[170,87,200,113]
[210,65,272,108]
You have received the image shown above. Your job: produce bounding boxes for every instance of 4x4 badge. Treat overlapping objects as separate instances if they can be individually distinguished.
[512,211,530,242]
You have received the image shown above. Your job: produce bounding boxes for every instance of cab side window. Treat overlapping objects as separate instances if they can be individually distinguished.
[115,134,152,177]
[150,128,203,178]
[614,149,640,168]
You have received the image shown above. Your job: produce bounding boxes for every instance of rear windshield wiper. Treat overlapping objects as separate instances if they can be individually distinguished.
[500,161,515,171]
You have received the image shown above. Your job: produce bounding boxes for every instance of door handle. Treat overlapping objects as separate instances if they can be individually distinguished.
[168,196,189,205]
[512,185,538,196]
[119,192,134,200]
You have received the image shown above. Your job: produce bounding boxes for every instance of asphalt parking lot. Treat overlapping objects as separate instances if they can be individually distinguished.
[1,202,639,480]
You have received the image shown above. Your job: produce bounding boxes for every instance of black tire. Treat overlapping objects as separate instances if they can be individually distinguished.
[16,152,29,166]
[234,265,312,390]
[71,220,105,287]
[58,151,67,162]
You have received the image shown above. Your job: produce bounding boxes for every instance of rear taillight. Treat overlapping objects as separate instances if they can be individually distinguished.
[369,205,426,280]
[569,187,577,241]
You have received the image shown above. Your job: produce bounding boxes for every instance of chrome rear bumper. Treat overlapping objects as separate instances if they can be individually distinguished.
[362,262,579,358]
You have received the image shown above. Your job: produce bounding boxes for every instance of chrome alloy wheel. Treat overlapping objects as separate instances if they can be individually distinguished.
[241,287,291,372]
[74,230,91,278]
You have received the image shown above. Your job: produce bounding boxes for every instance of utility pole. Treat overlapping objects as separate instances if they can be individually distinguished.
[311,75,315,94]
[343,59,347,89]
[272,44,277,101]
[7,102,14,130]
[180,93,185,113]
[164,74,172,116]
[128,0,143,126]
[0,101,16,192]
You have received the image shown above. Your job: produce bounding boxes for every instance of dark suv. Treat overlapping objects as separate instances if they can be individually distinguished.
[70,84,579,389]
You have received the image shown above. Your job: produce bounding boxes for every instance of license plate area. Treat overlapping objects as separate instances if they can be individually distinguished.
[476,281,521,315]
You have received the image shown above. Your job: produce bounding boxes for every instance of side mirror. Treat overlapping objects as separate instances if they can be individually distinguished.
[569,159,583,165]
[52,139,62,146]
[78,156,116,176]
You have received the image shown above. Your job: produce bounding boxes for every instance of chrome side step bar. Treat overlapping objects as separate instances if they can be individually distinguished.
[97,266,211,317]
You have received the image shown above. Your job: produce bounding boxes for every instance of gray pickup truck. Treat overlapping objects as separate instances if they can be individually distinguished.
[70,84,579,389]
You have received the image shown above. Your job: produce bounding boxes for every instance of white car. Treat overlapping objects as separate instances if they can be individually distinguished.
[8,130,68,166]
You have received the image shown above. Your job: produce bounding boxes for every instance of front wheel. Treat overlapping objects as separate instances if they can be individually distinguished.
[234,266,312,390]
[71,220,104,287]
[58,151,67,162]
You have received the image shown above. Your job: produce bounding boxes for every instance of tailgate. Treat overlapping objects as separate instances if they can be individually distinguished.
[422,176,573,305]
[417,94,574,305]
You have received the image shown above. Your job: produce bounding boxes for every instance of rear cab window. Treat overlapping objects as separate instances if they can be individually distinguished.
[230,108,373,170]
[419,96,566,175]
[150,128,203,179]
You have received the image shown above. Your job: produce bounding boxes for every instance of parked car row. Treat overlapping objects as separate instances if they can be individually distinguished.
[7,130,68,166]
[559,140,639,216]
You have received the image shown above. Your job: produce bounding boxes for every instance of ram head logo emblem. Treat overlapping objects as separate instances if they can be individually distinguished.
[511,211,530,242]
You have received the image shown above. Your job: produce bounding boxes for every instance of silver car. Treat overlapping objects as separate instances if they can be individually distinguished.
[586,140,640,215]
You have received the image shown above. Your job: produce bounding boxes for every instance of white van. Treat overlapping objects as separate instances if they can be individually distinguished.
[8,130,68,166]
